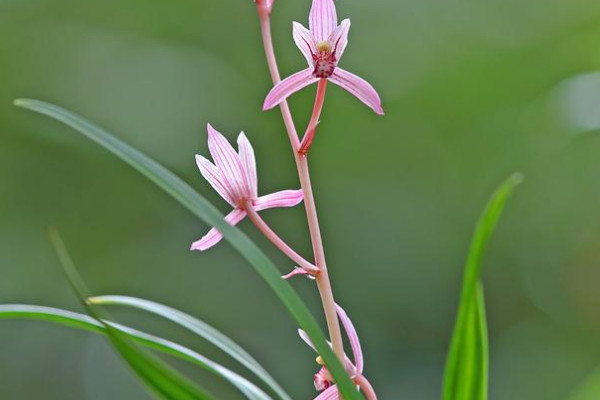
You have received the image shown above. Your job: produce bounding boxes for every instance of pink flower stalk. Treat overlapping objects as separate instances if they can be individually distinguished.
[299,305,377,400]
[191,124,303,251]
[263,0,383,115]
[255,0,274,14]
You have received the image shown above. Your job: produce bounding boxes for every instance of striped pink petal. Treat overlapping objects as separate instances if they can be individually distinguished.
[263,68,319,110]
[206,124,248,201]
[237,132,257,198]
[329,19,351,60]
[313,385,339,400]
[293,22,317,66]
[328,68,384,115]
[254,189,304,211]
[309,0,338,42]
[335,304,363,374]
[195,155,236,207]
[190,208,246,251]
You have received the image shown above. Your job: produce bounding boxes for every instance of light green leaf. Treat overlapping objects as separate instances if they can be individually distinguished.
[89,295,290,400]
[568,368,600,400]
[0,305,273,400]
[443,173,523,400]
[14,99,362,400]
[48,227,214,400]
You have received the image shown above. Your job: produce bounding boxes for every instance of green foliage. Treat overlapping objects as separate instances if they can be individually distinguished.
[48,227,214,400]
[89,295,290,400]
[568,368,600,400]
[14,99,363,400]
[443,173,523,400]
[0,304,273,400]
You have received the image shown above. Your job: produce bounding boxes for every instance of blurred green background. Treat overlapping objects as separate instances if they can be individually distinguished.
[3,0,600,398]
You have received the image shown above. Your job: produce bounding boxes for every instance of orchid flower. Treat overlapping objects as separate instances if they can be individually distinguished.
[299,305,377,400]
[263,0,383,115]
[191,124,303,251]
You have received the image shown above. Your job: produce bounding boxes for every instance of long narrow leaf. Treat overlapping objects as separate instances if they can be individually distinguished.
[89,295,289,400]
[568,368,600,400]
[443,173,522,400]
[14,99,362,400]
[0,305,272,400]
[48,228,214,400]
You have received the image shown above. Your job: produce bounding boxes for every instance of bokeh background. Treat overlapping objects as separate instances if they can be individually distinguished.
[3,0,600,399]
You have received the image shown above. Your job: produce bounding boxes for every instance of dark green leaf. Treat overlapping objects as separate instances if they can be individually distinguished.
[0,305,273,400]
[48,228,214,400]
[89,295,289,400]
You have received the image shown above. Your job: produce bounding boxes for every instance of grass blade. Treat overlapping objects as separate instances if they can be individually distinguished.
[89,295,290,400]
[48,228,214,400]
[0,305,273,400]
[14,99,362,400]
[443,173,523,400]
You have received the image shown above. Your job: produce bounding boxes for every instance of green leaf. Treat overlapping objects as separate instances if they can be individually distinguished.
[14,99,362,400]
[48,228,214,400]
[0,305,273,400]
[568,368,600,400]
[89,295,290,400]
[443,173,523,400]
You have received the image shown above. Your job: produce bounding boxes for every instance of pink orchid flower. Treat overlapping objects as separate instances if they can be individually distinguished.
[191,124,303,251]
[299,305,377,400]
[263,0,383,115]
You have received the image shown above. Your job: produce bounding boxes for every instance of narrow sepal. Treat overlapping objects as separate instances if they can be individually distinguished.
[329,68,384,115]
[263,68,318,110]
[191,208,246,251]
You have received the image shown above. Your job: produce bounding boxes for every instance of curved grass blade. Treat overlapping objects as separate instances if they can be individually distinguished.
[443,173,523,400]
[48,227,213,400]
[14,99,362,400]
[89,295,289,400]
[0,305,273,400]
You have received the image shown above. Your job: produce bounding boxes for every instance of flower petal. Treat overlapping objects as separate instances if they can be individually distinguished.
[190,208,246,251]
[195,155,236,207]
[335,305,363,374]
[298,329,317,351]
[314,366,332,391]
[293,22,316,66]
[254,189,304,211]
[309,0,338,42]
[263,68,318,110]
[313,385,339,400]
[237,132,257,198]
[206,124,248,200]
[329,19,351,60]
[328,68,384,115]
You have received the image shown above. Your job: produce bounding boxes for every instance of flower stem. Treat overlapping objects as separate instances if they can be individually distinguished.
[257,8,345,361]
[245,202,318,274]
[355,375,378,400]
[299,78,328,155]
